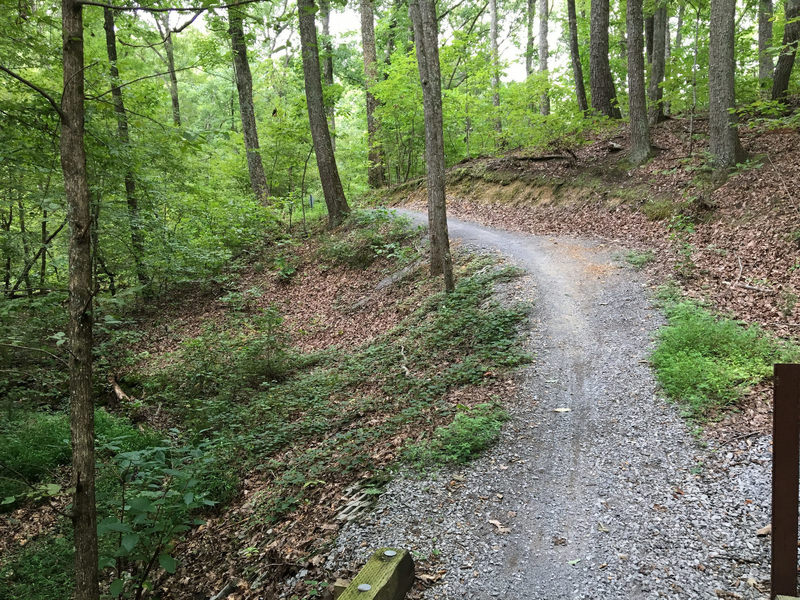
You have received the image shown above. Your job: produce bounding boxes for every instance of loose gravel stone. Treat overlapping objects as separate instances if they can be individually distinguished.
[328,214,771,600]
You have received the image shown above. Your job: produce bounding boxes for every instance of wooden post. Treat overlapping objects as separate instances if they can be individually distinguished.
[338,548,414,600]
[772,364,800,598]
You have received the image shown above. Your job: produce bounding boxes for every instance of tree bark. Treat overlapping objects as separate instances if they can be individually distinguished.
[772,0,800,100]
[648,4,667,125]
[361,0,385,187]
[664,9,672,116]
[758,0,774,95]
[61,1,99,599]
[590,0,621,118]
[627,0,651,165]
[160,14,182,126]
[674,3,684,49]
[567,0,588,111]
[709,0,746,168]
[103,8,148,288]
[319,0,336,150]
[490,0,502,130]
[645,14,654,63]
[538,0,550,115]
[525,0,536,77]
[39,210,47,292]
[16,197,32,296]
[298,0,350,227]
[409,0,454,291]
[229,6,270,203]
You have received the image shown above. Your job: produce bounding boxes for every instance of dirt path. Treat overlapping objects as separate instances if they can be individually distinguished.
[331,212,771,599]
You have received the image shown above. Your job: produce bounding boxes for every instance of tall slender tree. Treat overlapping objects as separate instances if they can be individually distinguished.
[648,4,667,125]
[772,0,800,100]
[298,0,350,227]
[709,0,746,168]
[229,6,270,202]
[538,0,550,115]
[319,0,336,149]
[490,0,502,130]
[361,0,385,187]
[758,0,774,95]
[590,0,621,117]
[567,0,588,111]
[155,14,182,126]
[409,0,455,291]
[103,8,147,288]
[62,0,99,598]
[525,0,536,77]
[627,0,651,164]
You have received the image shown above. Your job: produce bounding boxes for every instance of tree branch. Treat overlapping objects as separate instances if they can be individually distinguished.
[0,343,69,366]
[78,0,265,12]
[0,65,64,119]
[85,64,197,100]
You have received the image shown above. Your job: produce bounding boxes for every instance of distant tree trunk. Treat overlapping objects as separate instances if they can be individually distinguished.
[61,1,99,599]
[590,0,621,117]
[567,0,588,111]
[758,0,774,96]
[361,0,385,187]
[409,0,455,292]
[525,0,536,77]
[157,14,182,127]
[648,4,667,125]
[2,207,11,293]
[39,211,47,292]
[103,8,148,288]
[538,0,550,115]
[674,3,684,49]
[627,0,651,165]
[645,14,654,63]
[298,0,350,227]
[709,0,746,168]
[490,0,502,130]
[772,0,800,100]
[319,0,336,150]
[228,7,270,202]
[16,198,32,295]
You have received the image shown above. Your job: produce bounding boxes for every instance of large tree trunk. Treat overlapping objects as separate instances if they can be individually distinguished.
[103,8,148,288]
[759,0,774,95]
[319,0,336,150]
[567,0,588,111]
[298,0,350,228]
[61,1,99,599]
[160,14,182,127]
[525,0,536,77]
[648,4,667,125]
[590,0,621,118]
[627,0,651,165]
[361,0,385,187]
[538,0,550,115]
[709,0,746,168]
[228,7,270,202]
[490,0,502,130]
[409,0,454,292]
[772,0,800,100]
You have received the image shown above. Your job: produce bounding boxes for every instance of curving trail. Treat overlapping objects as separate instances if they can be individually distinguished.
[331,211,771,600]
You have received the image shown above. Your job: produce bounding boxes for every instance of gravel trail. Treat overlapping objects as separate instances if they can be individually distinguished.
[329,212,772,599]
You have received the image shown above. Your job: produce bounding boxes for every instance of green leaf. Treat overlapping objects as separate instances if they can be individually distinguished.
[159,553,177,574]
[121,533,140,553]
[128,496,156,513]
[109,579,124,597]
[44,483,61,496]
[98,517,131,535]
[183,492,194,505]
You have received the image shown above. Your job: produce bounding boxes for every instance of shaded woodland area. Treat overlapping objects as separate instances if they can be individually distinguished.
[2,0,800,597]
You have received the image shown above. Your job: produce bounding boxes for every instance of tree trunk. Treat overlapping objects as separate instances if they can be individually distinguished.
[664,8,672,115]
[772,0,800,100]
[361,0,385,187]
[490,0,502,130]
[319,0,336,150]
[16,197,32,296]
[627,0,651,165]
[538,0,550,115]
[298,0,350,227]
[674,3,684,49]
[103,8,148,288]
[61,1,99,599]
[409,0,454,292]
[645,14,654,63]
[590,0,621,117]
[160,14,182,127]
[567,0,589,111]
[525,0,536,77]
[709,0,746,168]
[648,4,667,125]
[39,210,47,292]
[228,7,270,202]
[758,0,774,96]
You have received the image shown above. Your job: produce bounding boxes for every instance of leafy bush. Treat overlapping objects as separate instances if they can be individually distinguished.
[651,301,800,418]
[405,403,508,465]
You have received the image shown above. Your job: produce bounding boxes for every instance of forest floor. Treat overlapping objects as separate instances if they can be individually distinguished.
[331,212,771,599]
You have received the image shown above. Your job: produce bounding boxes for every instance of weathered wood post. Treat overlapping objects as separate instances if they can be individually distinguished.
[338,548,414,600]
[771,364,800,598]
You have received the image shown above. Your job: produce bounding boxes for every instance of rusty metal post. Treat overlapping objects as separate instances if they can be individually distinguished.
[772,364,800,598]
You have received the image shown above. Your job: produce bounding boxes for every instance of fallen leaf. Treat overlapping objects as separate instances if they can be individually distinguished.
[567,559,581,566]
[488,519,510,534]
[756,523,771,536]
[553,407,571,413]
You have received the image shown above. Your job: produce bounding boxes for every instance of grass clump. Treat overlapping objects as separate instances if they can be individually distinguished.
[651,300,800,419]
[405,403,508,466]
[624,250,655,268]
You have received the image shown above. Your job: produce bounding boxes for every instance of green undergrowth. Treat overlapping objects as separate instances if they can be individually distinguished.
[651,290,800,419]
